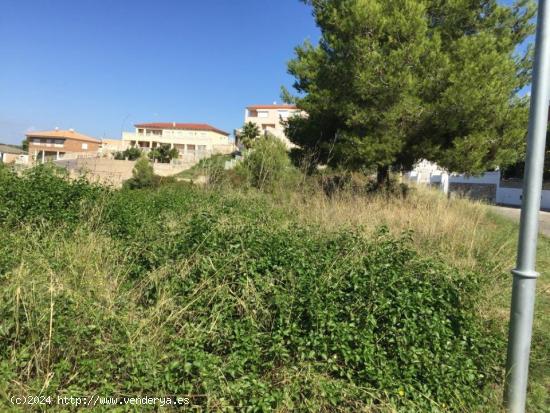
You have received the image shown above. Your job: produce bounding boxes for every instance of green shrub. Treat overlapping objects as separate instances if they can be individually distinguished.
[115,146,142,161]
[318,170,411,198]
[122,157,179,190]
[203,155,229,187]
[236,136,298,191]
[148,144,179,163]
[177,154,233,181]
[123,157,156,189]
[0,163,104,228]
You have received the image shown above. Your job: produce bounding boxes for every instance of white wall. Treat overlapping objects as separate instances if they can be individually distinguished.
[496,187,523,206]
[448,171,501,185]
[497,187,550,210]
[407,160,550,209]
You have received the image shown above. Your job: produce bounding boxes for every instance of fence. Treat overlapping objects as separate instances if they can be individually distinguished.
[407,169,550,210]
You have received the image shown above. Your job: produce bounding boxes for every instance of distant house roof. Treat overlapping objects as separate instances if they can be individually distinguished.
[0,144,26,154]
[26,129,100,144]
[135,122,230,136]
[247,104,298,110]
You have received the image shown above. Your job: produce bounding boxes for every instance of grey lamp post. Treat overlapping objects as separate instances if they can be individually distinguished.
[505,1,550,412]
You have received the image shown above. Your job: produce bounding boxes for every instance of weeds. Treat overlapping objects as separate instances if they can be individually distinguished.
[0,165,547,411]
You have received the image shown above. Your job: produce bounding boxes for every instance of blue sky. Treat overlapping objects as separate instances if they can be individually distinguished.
[0,0,320,144]
[0,1,534,145]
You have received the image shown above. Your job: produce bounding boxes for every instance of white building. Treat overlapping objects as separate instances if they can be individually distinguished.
[242,104,303,148]
[122,122,235,157]
[100,139,129,154]
[407,159,550,210]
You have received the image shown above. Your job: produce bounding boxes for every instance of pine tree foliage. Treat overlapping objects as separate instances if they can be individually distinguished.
[285,0,535,179]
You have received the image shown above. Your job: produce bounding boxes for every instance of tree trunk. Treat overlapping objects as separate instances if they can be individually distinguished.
[376,165,390,189]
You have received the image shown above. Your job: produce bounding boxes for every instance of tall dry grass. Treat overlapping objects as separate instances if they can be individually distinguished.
[280,185,521,347]
[285,186,516,272]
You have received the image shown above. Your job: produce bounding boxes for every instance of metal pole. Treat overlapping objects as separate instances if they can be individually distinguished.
[505,1,550,411]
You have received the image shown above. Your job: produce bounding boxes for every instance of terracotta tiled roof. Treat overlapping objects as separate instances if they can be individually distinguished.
[135,123,229,136]
[247,104,298,110]
[26,130,100,143]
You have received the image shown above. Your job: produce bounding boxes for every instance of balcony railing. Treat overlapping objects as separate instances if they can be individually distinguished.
[30,142,64,148]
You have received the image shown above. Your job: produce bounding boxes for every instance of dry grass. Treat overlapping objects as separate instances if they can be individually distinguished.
[284,186,514,271]
[277,183,548,411]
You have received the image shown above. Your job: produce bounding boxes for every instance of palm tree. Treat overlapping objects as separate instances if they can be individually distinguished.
[239,122,260,149]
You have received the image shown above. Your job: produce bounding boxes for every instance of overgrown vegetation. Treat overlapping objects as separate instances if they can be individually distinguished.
[235,136,299,192]
[238,121,261,149]
[1,159,548,411]
[123,156,176,189]
[148,143,179,163]
[0,163,105,227]
[176,153,232,182]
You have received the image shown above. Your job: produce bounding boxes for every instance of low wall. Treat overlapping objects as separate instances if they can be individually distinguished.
[212,144,236,155]
[497,186,550,210]
[408,167,550,210]
[448,171,501,185]
[56,158,136,187]
[448,182,497,203]
[55,157,206,186]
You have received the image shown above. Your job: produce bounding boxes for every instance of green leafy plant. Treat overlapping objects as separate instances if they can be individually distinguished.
[123,156,156,189]
[115,146,142,161]
[148,144,179,163]
[236,135,298,191]
[0,163,104,227]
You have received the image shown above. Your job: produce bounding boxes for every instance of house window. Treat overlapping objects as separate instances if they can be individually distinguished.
[278,110,289,119]
[258,111,269,118]
[198,145,207,151]
[82,143,88,150]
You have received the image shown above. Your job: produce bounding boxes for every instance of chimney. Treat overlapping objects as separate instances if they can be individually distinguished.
[172,122,176,127]
[55,127,59,131]
[69,128,74,132]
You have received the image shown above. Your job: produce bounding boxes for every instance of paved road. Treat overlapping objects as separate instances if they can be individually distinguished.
[491,206,550,237]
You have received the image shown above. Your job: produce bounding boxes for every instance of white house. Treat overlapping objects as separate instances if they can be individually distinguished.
[241,104,303,148]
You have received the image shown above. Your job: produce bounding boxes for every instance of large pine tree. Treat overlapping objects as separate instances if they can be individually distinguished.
[285,0,535,185]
